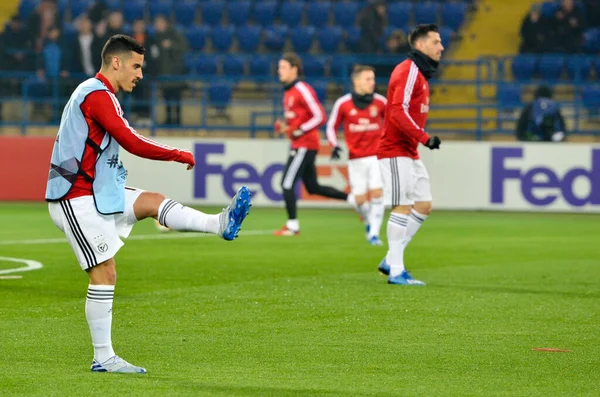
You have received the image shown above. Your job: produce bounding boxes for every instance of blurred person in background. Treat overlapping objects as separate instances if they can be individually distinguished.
[148,15,188,125]
[550,0,585,53]
[519,3,550,53]
[28,0,61,53]
[516,85,566,142]
[358,0,386,53]
[88,0,109,25]
[93,11,125,57]
[68,15,100,77]
[130,19,150,122]
[583,0,600,27]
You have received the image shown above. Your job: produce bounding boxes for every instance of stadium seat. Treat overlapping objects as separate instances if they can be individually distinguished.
[70,0,93,19]
[211,25,235,51]
[380,26,397,51]
[263,25,288,52]
[290,26,316,53]
[312,81,328,103]
[538,55,565,80]
[122,0,145,24]
[414,2,440,25]
[566,56,593,80]
[280,2,304,28]
[18,0,38,19]
[195,55,220,76]
[439,26,454,49]
[236,24,262,53]
[540,1,560,18]
[593,57,600,78]
[185,25,209,51]
[105,0,122,11]
[174,0,197,27]
[208,81,234,111]
[333,1,359,28]
[582,86,600,109]
[302,55,327,78]
[496,84,522,109]
[387,2,413,29]
[202,0,225,27]
[149,0,172,20]
[344,26,361,52]
[441,1,466,30]
[228,0,252,26]
[330,56,355,79]
[184,52,197,73]
[306,1,331,28]
[511,55,537,81]
[253,1,278,27]
[249,55,273,77]
[583,28,600,53]
[222,54,246,78]
[317,26,342,53]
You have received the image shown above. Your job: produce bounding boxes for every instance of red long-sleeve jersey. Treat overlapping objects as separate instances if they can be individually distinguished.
[65,73,193,200]
[326,93,386,159]
[377,60,431,160]
[282,80,325,151]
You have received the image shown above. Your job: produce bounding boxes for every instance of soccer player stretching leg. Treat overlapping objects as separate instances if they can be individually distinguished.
[45,35,251,373]
[326,65,387,246]
[377,25,444,285]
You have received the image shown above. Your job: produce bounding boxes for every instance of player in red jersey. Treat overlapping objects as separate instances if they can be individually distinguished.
[273,52,352,236]
[45,35,251,373]
[377,24,444,285]
[326,65,387,246]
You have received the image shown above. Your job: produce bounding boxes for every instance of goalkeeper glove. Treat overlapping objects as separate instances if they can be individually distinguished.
[331,146,342,160]
[424,136,441,150]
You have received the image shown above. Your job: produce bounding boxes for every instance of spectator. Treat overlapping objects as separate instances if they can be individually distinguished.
[88,0,109,25]
[519,4,549,53]
[68,15,100,77]
[551,0,585,53]
[28,0,61,53]
[0,16,34,72]
[148,15,188,125]
[516,85,566,142]
[93,11,125,57]
[37,26,68,79]
[131,19,150,121]
[385,29,410,54]
[358,0,386,53]
[583,0,600,27]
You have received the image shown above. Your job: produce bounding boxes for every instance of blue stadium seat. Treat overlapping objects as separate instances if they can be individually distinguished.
[228,0,251,26]
[122,0,145,24]
[330,56,356,79]
[540,1,560,18]
[174,0,197,27]
[566,56,593,80]
[306,1,331,28]
[18,0,38,19]
[302,55,327,78]
[496,84,522,110]
[439,26,454,49]
[105,0,121,11]
[254,1,278,27]
[511,55,537,80]
[582,86,600,108]
[184,52,197,73]
[312,81,327,103]
[236,24,262,52]
[593,58,600,78]
[209,81,234,110]
[344,26,361,52]
[249,55,273,77]
[185,25,209,51]
[387,2,413,28]
[263,25,288,51]
[202,0,225,27]
[317,26,342,52]
[538,55,565,80]
[149,0,172,20]
[414,2,439,25]
[195,55,220,76]
[70,0,93,19]
[583,28,600,53]
[222,54,246,78]
[333,1,359,28]
[211,25,235,51]
[380,26,396,50]
[441,1,466,30]
[290,26,316,53]
[280,2,304,28]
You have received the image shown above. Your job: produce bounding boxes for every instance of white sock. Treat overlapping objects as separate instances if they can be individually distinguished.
[358,202,370,224]
[86,285,116,363]
[347,193,369,222]
[367,197,385,238]
[158,199,220,234]
[286,219,300,232]
[386,213,409,277]
[404,209,428,248]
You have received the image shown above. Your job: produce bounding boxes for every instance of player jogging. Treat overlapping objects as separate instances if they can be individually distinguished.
[326,65,387,246]
[273,52,355,236]
[45,35,251,373]
[377,24,443,285]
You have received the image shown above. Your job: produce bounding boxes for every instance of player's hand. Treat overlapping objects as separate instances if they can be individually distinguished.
[291,129,304,138]
[177,150,195,170]
[331,146,342,160]
[425,136,441,150]
[274,119,288,135]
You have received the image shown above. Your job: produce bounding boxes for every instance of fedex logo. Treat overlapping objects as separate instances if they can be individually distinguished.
[194,143,284,201]
[491,147,600,207]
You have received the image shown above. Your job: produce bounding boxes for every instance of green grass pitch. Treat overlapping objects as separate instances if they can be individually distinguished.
[0,203,598,396]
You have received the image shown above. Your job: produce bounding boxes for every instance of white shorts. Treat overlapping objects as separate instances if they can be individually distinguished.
[48,187,144,270]
[379,157,432,207]
[347,155,383,196]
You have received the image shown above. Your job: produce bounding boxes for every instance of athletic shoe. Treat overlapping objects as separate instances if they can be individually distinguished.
[90,356,147,373]
[219,186,252,241]
[273,226,300,236]
[368,236,384,246]
[378,257,390,275]
[388,270,426,286]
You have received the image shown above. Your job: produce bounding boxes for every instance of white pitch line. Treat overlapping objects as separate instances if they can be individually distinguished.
[0,275,23,279]
[0,256,44,275]
[0,230,273,246]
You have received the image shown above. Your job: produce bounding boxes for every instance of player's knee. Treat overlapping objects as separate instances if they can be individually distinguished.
[391,205,411,215]
[415,202,433,216]
[369,189,383,199]
[135,191,166,219]
[87,259,117,285]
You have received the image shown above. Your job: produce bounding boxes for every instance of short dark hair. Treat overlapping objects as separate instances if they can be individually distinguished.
[101,34,145,66]
[281,52,303,76]
[408,24,439,48]
[351,64,375,79]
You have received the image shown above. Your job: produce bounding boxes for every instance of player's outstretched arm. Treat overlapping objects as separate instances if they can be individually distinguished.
[86,91,195,169]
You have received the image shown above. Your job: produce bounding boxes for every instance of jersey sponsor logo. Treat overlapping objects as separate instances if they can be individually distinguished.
[349,109,357,116]
[491,147,600,207]
[349,117,381,133]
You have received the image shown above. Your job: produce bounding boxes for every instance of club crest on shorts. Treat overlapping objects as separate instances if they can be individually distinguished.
[369,105,378,118]
[290,150,297,156]
[97,243,108,253]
